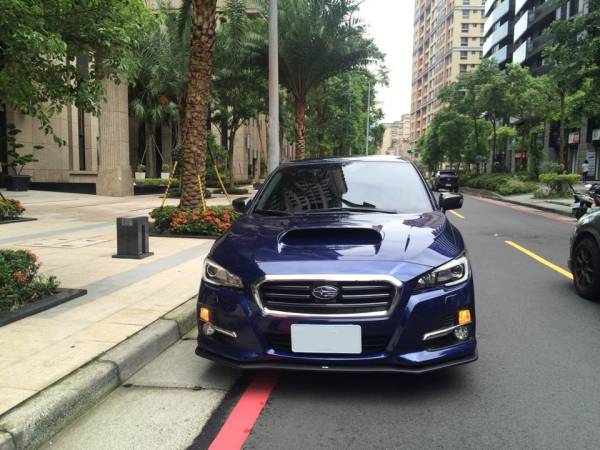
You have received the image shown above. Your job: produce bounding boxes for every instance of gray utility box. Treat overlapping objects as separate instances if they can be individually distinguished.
[112,217,154,259]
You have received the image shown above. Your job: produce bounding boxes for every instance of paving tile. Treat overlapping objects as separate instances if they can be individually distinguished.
[100,308,165,326]
[72,323,144,344]
[0,387,38,414]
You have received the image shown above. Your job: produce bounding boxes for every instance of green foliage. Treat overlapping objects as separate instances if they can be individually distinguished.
[304,71,386,157]
[150,206,239,236]
[0,198,26,220]
[3,124,43,175]
[466,173,537,195]
[539,161,564,174]
[161,163,171,173]
[0,249,60,312]
[135,178,179,187]
[0,0,155,140]
[136,164,146,173]
[539,172,581,195]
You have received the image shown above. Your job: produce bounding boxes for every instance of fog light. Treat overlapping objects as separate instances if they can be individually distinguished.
[202,323,215,336]
[199,307,210,322]
[453,326,470,341]
[458,309,472,326]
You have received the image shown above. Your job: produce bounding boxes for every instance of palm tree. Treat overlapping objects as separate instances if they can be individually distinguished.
[130,6,189,177]
[275,0,377,159]
[179,0,218,208]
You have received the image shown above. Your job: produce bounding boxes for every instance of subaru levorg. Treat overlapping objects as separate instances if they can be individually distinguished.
[195,156,477,373]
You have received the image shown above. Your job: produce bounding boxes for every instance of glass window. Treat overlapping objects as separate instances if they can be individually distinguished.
[254,161,433,214]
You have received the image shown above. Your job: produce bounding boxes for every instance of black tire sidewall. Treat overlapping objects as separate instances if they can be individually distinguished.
[573,238,600,300]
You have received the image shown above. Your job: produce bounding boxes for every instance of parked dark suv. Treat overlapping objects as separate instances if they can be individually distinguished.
[570,210,600,299]
[432,170,459,193]
[195,156,476,373]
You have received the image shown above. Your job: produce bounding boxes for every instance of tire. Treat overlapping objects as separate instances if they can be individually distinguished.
[572,238,600,300]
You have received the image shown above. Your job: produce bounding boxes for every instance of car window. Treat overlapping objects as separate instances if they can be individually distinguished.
[439,171,457,176]
[254,161,433,214]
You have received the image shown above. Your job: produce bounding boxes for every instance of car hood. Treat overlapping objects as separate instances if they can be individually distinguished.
[210,211,463,279]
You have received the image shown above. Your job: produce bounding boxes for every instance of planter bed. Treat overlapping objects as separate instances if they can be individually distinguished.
[0,217,37,225]
[149,229,219,240]
[0,288,87,327]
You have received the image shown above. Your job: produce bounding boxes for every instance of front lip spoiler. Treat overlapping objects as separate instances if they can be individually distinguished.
[195,347,478,374]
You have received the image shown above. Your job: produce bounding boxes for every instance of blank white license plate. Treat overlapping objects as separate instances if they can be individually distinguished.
[291,324,362,354]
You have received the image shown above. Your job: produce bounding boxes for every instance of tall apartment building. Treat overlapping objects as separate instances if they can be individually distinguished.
[410,0,486,144]
[483,0,592,173]
[483,0,583,72]
[379,114,412,157]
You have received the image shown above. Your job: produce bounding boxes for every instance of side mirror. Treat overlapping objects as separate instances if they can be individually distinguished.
[439,193,463,211]
[232,197,251,213]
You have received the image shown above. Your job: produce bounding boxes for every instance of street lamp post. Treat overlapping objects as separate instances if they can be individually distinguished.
[365,78,371,156]
[268,0,280,171]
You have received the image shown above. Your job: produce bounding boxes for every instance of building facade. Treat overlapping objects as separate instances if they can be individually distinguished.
[379,114,412,157]
[410,0,486,144]
[484,0,595,175]
[0,0,270,196]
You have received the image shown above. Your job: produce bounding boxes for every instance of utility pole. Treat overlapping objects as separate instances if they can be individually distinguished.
[365,79,371,156]
[268,0,280,171]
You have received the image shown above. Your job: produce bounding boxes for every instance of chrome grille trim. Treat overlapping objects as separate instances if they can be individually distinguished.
[251,274,403,318]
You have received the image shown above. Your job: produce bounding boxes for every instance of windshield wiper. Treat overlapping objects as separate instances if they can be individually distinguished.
[311,207,398,215]
[253,209,292,216]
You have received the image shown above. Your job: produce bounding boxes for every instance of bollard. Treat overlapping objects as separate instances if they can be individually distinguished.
[112,217,154,259]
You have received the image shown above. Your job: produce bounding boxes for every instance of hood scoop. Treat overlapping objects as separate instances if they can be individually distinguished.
[279,227,383,247]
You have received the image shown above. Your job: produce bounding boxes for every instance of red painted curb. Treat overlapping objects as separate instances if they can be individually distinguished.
[209,371,279,450]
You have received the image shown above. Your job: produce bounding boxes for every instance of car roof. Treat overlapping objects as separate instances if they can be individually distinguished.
[279,155,411,167]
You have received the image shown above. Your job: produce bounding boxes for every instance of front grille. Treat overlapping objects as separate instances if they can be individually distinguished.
[266,333,390,354]
[258,280,397,315]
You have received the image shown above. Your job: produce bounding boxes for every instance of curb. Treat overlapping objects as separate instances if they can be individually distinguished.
[462,188,573,218]
[0,297,198,450]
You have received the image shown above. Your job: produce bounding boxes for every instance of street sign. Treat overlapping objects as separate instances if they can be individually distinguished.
[592,129,600,141]
[568,132,580,144]
[587,151,597,175]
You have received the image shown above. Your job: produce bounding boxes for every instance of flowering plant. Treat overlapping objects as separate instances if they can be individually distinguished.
[0,249,60,312]
[150,206,239,236]
[0,198,25,221]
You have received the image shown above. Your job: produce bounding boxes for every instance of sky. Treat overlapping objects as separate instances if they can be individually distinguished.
[358,0,415,123]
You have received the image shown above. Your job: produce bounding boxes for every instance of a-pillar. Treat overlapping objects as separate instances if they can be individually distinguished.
[96,78,133,196]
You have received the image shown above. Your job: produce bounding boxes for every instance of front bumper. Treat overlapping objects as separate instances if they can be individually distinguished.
[196,278,477,373]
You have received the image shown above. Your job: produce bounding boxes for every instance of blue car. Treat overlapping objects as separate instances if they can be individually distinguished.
[195,156,477,373]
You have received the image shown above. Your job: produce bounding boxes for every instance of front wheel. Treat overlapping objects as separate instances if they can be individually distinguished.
[572,238,600,300]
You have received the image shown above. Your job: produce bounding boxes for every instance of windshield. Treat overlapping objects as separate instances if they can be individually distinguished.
[254,161,433,214]
[439,171,456,176]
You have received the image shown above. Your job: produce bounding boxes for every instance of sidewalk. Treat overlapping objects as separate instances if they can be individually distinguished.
[462,187,574,217]
[0,189,239,416]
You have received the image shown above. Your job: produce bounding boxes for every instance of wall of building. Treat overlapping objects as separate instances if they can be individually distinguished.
[411,0,485,145]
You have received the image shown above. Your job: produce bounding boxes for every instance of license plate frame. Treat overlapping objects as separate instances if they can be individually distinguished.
[291,324,362,354]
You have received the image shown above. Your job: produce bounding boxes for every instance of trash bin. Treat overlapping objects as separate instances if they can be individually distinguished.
[112,217,154,259]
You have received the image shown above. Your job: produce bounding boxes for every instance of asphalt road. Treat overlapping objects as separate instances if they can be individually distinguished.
[238,196,600,450]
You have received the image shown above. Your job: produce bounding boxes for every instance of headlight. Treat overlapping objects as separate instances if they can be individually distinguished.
[203,259,243,289]
[415,255,469,290]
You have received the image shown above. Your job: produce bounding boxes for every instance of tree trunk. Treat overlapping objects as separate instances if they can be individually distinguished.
[473,117,480,159]
[227,127,237,190]
[294,96,307,160]
[490,118,497,173]
[145,123,156,178]
[559,90,567,171]
[180,0,217,208]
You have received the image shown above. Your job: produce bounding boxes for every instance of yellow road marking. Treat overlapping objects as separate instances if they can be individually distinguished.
[505,240,573,280]
[449,210,465,219]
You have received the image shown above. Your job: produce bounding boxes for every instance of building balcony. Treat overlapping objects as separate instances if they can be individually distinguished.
[528,1,557,28]
[513,41,527,64]
[515,0,531,15]
[514,10,529,42]
[484,0,510,36]
[526,33,552,58]
[484,0,496,17]
[483,21,509,57]
[490,45,508,64]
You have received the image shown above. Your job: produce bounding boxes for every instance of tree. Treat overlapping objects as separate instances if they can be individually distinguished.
[212,0,266,189]
[130,7,189,177]
[179,0,218,208]
[0,0,154,140]
[304,70,385,158]
[274,0,378,159]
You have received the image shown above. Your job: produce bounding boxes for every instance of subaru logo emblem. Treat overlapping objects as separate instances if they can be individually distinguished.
[312,285,339,301]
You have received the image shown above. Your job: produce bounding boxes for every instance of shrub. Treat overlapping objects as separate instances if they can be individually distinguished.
[150,206,239,236]
[161,163,170,173]
[0,198,25,220]
[539,161,563,174]
[0,249,60,312]
[216,187,249,195]
[135,178,180,187]
[136,164,146,172]
[538,173,580,195]
[465,174,537,195]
